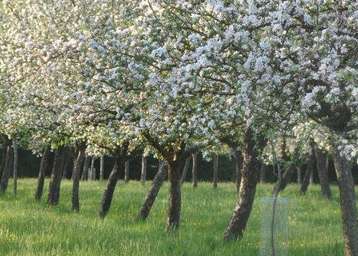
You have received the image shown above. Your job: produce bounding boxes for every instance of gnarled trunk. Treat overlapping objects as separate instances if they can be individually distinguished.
[167,159,185,231]
[314,145,332,199]
[192,153,198,188]
[99,147,127,218]
[213,154,219,188]
[138,161,167,220]
[72,147,86,212]
[48,148,66,205]
[333,147,358,256]
[35,149,51,200]
[224,127,263,241]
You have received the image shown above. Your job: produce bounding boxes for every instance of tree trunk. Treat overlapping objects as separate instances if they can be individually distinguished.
[167,159,185,231]
[71,147,86,212]
[180,156,190,184]
[314,145,332,199]
[124,160,130,183]
[233,149,242,193]
[213,154,219,188]
[81,155,90,181]
[300,145,315,194]
[297,167,303,185]
[100,156,104,181]
[332,147,358,256]
[47,148,66,205]
[0,140,8,179]
[272,165,295,195]
[99,151,126,218]
[62,149,72,179]
[0,144,13,193]
[141,155,147,185]
[192,153,198,188]
[224,127,263,241]
[138,161,167,220]
[12,140,18,196]
[35,148,51,201]
[90,157,96,180]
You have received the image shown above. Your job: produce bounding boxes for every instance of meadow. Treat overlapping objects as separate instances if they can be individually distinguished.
[0,180,348,256]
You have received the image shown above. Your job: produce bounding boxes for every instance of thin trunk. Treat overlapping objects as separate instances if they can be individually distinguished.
[213,154,219,188]
[72,147,86,212]
[90,157,96,180]
[99,149,127,218]
[314,145,332,199]
[138,161,167,220]
[272,165,295,195]
[297,167,303,185]
[62,149,72,179]
[12,140,18,196]
[35,149,51,200]
[224,127,263,241]
[333,147,358,256]
[81,155,90,181]
[167,159,185,231]
[141,155,147,185]
[100,156,104,181]
[47,148,65,205]
[192,153,198,188]
[0,144,13,193]
[180,156,190,184]
[124,160,130,183]
[300,145,315,194]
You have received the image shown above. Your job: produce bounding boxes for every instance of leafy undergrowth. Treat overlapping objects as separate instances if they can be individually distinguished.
[0,179,349,255]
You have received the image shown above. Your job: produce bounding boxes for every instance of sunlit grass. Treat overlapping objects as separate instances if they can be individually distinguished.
[0,179,350,255]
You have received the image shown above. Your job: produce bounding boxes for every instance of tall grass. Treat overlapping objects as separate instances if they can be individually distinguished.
[0,179,348,255]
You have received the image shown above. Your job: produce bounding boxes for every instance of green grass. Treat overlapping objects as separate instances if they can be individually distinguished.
[0,179,351,256]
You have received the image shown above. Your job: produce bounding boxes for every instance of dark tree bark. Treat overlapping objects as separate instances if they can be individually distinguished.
[167,158,186,231]
[232,149,242,193]
[35,148,51,201]
[192,153,198,188]
[62,148,72,179]
[138,161,167,220]
[314,145,332,199]
[100,156,104,181]
[47,148,66,205]
[124,160,130,183]
[180,156,190,184]
[0,144,13,193]
[0,142,8,178]
[332,147,358,256]
[300,144,315,194]
[12,140,18,196]
[72,146,86,212]
[224,127,265,241]
[99,147,127,218]
[81,155,90,181]
[213,154,219,188]
[141,155,147,185]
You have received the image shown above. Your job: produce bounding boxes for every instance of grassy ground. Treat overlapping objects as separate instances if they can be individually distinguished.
[0,179,351,256]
